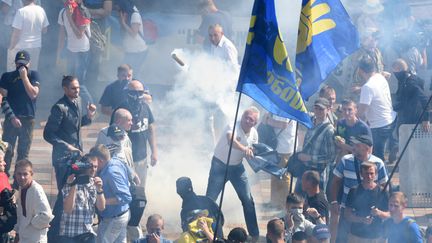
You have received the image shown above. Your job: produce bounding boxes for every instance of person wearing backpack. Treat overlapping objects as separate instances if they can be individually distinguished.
[384,192,423,243]
[82,0,111,84]
[114,0,148,78]
[57,0,94,108]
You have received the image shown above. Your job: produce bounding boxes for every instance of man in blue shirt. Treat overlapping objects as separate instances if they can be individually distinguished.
[91,144,132,243]
[385,192,422,243]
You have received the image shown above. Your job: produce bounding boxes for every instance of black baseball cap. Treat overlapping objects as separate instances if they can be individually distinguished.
[15,50,30,65]
[351,134,373,147]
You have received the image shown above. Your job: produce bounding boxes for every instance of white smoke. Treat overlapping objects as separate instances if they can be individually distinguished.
[143,49,259,236]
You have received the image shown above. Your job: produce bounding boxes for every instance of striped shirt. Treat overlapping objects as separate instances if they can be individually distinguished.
[333,154,388,206]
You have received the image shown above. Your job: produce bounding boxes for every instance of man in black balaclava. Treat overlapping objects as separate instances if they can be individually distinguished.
[176,176,224,237]
[390,58,430,164]
[113,79,157,241]
[392,58,430,130]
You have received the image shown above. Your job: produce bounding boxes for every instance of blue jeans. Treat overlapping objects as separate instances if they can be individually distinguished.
[205,157,259,237]
[371,120,396,161]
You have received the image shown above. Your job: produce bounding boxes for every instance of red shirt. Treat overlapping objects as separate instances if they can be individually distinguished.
[65,0,91,26]
[0,172,11,192]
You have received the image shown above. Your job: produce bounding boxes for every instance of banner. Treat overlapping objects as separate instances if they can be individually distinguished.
[236,0,312,128]
[296,0,359,99]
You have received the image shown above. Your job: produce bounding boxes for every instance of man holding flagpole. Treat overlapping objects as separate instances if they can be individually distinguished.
[206,106,260,241]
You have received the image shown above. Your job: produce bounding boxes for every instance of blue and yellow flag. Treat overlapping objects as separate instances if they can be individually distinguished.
[236,0,312,128]
[296,0,359,99]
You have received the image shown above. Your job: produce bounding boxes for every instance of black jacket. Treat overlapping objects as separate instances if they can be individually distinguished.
[43,95,92,164]
[394,74,430,124]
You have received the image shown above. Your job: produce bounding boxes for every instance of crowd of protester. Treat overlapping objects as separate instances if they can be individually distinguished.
[0,0,432,243]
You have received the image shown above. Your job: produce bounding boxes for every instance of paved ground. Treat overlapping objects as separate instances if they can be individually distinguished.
[10,120,432,242]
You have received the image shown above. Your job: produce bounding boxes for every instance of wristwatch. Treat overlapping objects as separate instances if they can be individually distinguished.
[97,190,104,195]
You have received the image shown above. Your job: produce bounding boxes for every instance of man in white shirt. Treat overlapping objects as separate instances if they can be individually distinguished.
[208,24,239,68]
[206,106,260,241]
[357,57,397,162]
[57,2,93,108]
[8,0,49,71]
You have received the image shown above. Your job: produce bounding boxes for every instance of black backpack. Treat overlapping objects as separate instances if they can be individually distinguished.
[0,188,17,234]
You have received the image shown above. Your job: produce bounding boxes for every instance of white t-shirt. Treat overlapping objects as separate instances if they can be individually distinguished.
[359,73,396,128]
[57,9,90,53]
[272,116,297,154]
[213,123,258,165]
[12,3,49,48]
[210,35,239,67]
[123,10,147,53]
[2,0,22,26]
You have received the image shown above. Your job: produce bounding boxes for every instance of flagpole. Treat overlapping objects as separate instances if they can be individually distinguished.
[213,91,243,240]
[289,121,299,193]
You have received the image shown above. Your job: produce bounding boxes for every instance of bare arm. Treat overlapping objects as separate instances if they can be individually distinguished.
[94,177,106,211]
[19,67,39,99]
[330,175,342,203]
[9,27,21,50]
[63,185,77,214]
[227,132,248,152]
[119,12,140,37]
[88,0,112,19]
[57,25,66,62]
[357,104,368,122]
[63,175,77,214]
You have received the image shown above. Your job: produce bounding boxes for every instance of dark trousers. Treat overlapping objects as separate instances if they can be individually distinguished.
[58,233,96,243]
[2,117,35,174]
[371,120,397,162]
[48,164,69,243]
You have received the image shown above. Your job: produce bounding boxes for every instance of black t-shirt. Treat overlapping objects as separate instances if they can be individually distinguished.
[117,100,154,161]
[346,185,389,239]
[0,70,40,118]
[99,80,129,109]
[305,191,329,224]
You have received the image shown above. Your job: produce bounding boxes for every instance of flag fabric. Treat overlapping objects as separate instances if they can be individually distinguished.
[236,0,312,128]
[296,0,359,99]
